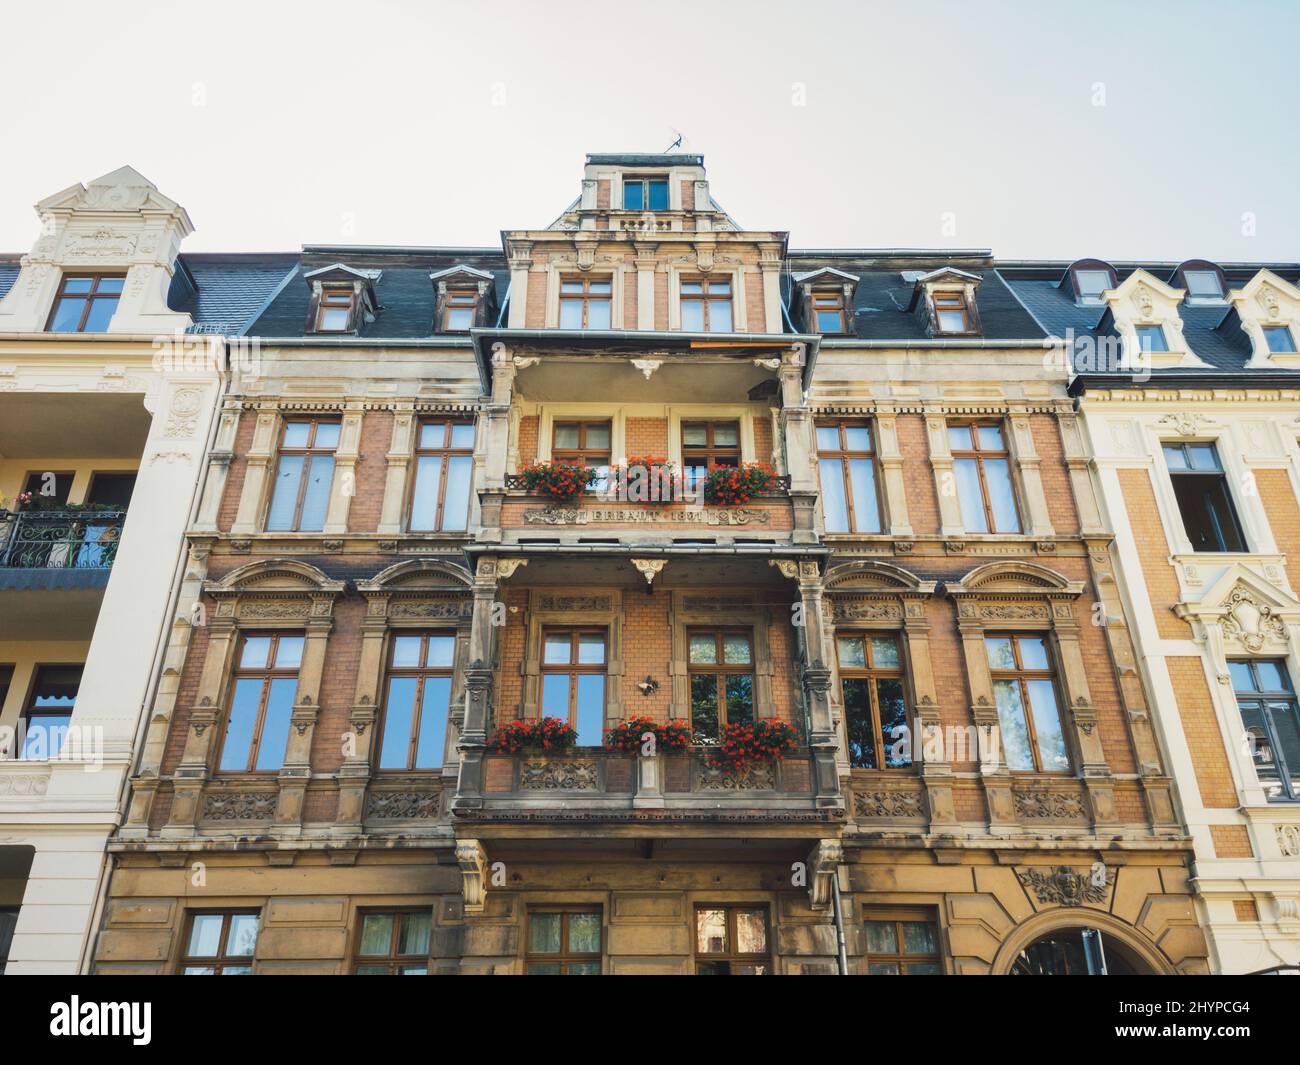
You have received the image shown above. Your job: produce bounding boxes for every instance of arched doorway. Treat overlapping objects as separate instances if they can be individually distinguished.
[1009,928,1151,975]
[992,910,1175,975]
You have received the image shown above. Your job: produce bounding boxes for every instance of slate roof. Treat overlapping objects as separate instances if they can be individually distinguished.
[172,254,298,334]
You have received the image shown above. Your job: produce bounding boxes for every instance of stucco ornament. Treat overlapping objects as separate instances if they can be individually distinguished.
[1222,586,1288,653]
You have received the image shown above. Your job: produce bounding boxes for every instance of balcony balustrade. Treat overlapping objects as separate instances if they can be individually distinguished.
[0,509,126,570]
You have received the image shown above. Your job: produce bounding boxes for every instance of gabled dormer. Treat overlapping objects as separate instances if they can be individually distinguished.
[429,265,497,333]
[303,264,381,334]
[0,165,194,334]
[1224,269,1300,368]
[1098,268,1208,369]
[792,267,858,335]
[907,267,982,337]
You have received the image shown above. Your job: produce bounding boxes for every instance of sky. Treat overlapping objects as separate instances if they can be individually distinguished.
[1,0,1297,262]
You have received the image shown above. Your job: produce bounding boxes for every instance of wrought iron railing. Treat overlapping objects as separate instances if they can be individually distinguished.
[0,509,126,570]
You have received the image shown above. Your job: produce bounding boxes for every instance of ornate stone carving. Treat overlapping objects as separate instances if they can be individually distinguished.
[367,790,441,819]
[1221,586,1288,652]
[1277,824,1300,857]
[854,789,923,818]
[202,791,276,821]
[519,760,599,790]
[830,598,903,622]
[536,595,612,611]
[239,599,310,620]
[631,558,667,587]
[697,761,776,790]
[806,839,843,909]
[457,839,489,914]
[388,599,470,620]
[1014,790,1087,820]
[1016,865,1111,907]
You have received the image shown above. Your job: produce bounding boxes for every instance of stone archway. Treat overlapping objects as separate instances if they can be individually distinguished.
[992,909,1174,975]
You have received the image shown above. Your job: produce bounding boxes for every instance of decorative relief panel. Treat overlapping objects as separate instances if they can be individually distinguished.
[367,790,442,819]
[519,760,599,791]
[202,791,276,821]
[1016,865,1111,907]
[1013,789,1087,821]
[853,789,924,819]
[697,761,776,791]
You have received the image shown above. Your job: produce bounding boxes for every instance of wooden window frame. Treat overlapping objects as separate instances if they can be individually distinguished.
[687,628,755,740]
[552,420,612,469]
[693,903,771,975]
[681,420,741,487]
[811,289,847,334]
[680,277,734,333]
[862,910,943,975]
[45,273,125,333]
[178,910,260,975]
[21,663,82,760]
[1162,440,1247,553]
[216,632,302,774]
[949,420,1021,534]
[315,287,356,333]
[559,276,612,329]
[816,420,882,534]
[1135,323,1170,353]
[441,288,479,332]
[931,290,973,335]
[268,418,340,532]
[622,176,669,211]
[1229,658,1300,803]
[524,906,604,975]
[836,632,909,770]
[986,633,1071,775]
[409,420,475,531]
[375,633,456,771]
[352,908,434,974]
[540,628,608,737]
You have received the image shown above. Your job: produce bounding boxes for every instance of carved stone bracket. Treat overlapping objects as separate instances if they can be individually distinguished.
[456,838,489,914]
[806,838,843,910]
[631,558,667,588]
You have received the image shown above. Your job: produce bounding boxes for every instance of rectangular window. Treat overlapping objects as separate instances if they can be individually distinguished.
[525,907,602,974]
[1229,659,1300,802]
[932,291,971,334]
[46,274,124,333]
[180,911,260,975]
[442,288,478,332]
[985,635,1070,773]
[681,420,740,491]
[812,290,846,334]
[377,634,455,770]
[863,915,942,974]
[267,419,340,532]
[1074,269,1112,301]
[687,629,754,743]
[948,422,1020,534]
[1264,325,1297,353]
[22,664,81,760]
[541,629,607,746]
[816,422,881,534]
[21,470,74,505]
[695,905,769,975]
[0,908,16,976]
[1136,324,1169,352]
[680,278,733,333]
[559,277,612,329]
[622,177,668,211]
[1162,442,1246,552]
[836,634,909,769]
[353,910,433,974]
[218,633,303,773]
[410,421,474,531]
[1184,270,1224,298]
[552,420,611,491]
[316,288,355,332]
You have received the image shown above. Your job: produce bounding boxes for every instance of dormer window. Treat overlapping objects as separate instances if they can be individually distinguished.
[1075,270,1112,302]
[1064,260,1118,305]
[812,290,846,334]
[47,273,124,332]
[1264,325,1298,353]
[443,288,478,331]
[1173,260,1227,303]
[430,265,495,334]
[933,291,971,334]
[623,177,668,211]
[316,288,355,332]
[1136,324,1169,353]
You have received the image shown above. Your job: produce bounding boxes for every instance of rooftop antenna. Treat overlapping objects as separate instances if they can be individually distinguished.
[664,130,683,152]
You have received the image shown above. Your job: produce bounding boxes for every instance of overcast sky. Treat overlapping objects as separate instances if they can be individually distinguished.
[1,0,1297,261]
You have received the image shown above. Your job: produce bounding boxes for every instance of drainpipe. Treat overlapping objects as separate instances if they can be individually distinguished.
[831,867,849,975]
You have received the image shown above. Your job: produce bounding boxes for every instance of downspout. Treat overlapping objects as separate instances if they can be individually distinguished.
[831,867,849,975]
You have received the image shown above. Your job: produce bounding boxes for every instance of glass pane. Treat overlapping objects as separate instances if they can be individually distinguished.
[1185,270,1222,297]
[273,636,303,669]
[1017,637,1049,671]
[540,674,570,720]
[415,676,451,768]
[709,300,732,332]
[561,281,583,294]
[219,966,252,975]
[449,423,475,448]
[219,679,263,771]
[842,678,876,769]
[1162,445,1188,471]
[584,423,611,449]
[709,281,731,295]
[1138,325,1168,352]
[298,455,335,532]
[1265,326,1297,353]
[681,300,705,332]
[398,912,432,956]
[567,962,600,975]
[568,912,601,953]
[182,966,217,976]
[266,455,305,530]
[240,636,272,668]
[379,677,418,769]
[318,307,350,331]
[819,458,850,532]
[227,915,258,956]
[696,909,727,953]
[647,181,668,211]
[1187,443,1219,472]
[553,424,580,450]
[849,459,881,533]
[1027,680,1069,771]
[816,426,841,451]
[977,425,1004,450]
[574,674,605,746]
[983,459,1020,532]
[953,458,988,533]
[83,298,119,331]
[1238,703,1281,794]
[837,637,866,668]
[559,300,583,329]
[947,425,972,451]
[985,637,1016,671]
[993,680,1035,771]
[868,961,901,974]
[445,307,474,330]
[187,914,224,956]
[427,636,456,668]
[722,635,751,664]
[735,910,766,953]
[681,282,704,295]
[359,913,394,956]
[725,674,754,726]
[902,921,937,954]
[688,635,717,664]
[682,425,708,446]
[1228,660,1257,692]
[97,277,124,294]
[587,300,611,329]
[529,912,562,953]
[712,424,739,446]
[409,456,443,531]
[937,310,966,332]
[864,920,897,954]
[282,422,311,448]
[817,309,843,332]
[63,277,95,294]
[1255,660,1289,692]
[392,636,423,668]
[870,637,900,669]
[876,678,910,767]
[843,426,872,451]
[622,181,644,210]
[905,961,941,974]
[48,297,88,332]
[442,455,472,531]
[354,964,389,975]
[690,674,719,741]
[398,965,429,975]
[1075,269,1111,297]
[1269,701,1300,797]
[544,634,572,665]
[577,634,606,664]
[312,422,341,449]
[526,962,562,974]
[254,677,296,771]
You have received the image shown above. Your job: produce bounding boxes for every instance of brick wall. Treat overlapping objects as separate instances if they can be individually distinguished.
[1031,414,1080,536]
[1167,656,1238,809]
[217,411,257,531]
[897,415,941,535]
[626,416,668,458]
[1210,824,1254,858]
[1119,467,1192,639]
[347,412,393,534]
